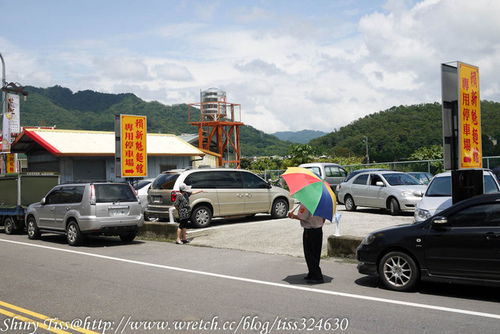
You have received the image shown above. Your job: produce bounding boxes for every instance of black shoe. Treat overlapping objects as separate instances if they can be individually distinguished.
[307,279,324,284]
[304,274,312,280]
[181,239,190,244]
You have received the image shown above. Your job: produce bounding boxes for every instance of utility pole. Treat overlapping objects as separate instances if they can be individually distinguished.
[364,135,369,164]
[1,52,28,172]
[1,52,6,130]
[1,52,6,172]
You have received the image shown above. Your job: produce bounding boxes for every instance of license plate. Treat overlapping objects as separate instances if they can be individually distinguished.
[152,196,162,203]
[110,206,128,216]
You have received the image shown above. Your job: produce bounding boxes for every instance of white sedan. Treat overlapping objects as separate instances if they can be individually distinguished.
[133,178,155,221]
[337,171,427,215]
[414,170,500,222]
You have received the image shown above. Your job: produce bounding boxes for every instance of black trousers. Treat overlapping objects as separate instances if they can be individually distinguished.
[303,227,323,280]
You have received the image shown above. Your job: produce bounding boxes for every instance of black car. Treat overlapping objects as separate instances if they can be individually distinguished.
[357,193,500,291]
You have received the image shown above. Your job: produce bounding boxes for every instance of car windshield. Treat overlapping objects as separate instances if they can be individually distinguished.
[152,173,180,190]
[426,174,500,197]
[304,167,321,178]
[382,173,421,186]
[484,175,500,193]
[94,184,137,203]
[426,176,451,196]
[133,180,152,190]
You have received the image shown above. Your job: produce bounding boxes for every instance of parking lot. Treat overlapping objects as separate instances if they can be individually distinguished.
[185,205,415,258]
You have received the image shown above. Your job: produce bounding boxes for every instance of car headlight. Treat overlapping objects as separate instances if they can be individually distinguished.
[361,233,376,245]
[415,208,431,220]
[401,190,413,197]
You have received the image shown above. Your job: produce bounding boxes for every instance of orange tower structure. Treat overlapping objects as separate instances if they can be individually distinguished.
[188,88,243,168]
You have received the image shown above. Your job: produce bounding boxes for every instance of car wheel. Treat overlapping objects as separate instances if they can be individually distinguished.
[120,232,136,243]
[344,195,357,211]
[378,251,419,292]
[4,217,16,235]
[66,221,84,246]
[271,198,289,219]
[27,216,41,240]
[190,205,212,228]
[389,198,400,215]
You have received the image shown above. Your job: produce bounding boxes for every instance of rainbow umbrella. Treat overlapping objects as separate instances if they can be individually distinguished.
[281,167,337,222]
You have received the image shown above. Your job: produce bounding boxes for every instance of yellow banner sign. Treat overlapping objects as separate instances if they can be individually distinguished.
[6,153,17,173]
[459,63,481,169]
[120,115,147,177]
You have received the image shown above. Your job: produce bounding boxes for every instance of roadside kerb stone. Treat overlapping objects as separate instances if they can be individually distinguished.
[139,222,178,239]
[327,235,363,258]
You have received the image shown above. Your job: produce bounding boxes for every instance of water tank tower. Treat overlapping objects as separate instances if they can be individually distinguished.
[201,88,226,121]
[189,88,243,168]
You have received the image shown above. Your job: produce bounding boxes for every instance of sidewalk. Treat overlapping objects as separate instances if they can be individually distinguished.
[184,207,415,258]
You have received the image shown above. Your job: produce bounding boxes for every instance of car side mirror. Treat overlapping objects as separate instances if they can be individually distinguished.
[431,216,449,230]
[376,181,384,187]
[432,216,447,224]
[41,198,47,205]
[413,190,424,197]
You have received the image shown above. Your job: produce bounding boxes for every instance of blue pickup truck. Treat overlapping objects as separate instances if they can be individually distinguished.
[0,172,60,234]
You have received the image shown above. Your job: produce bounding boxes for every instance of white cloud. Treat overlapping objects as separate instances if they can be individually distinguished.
[234,59,284,76]
[3,0,500,134]
[93,58,149,80]
[153,63,194,81]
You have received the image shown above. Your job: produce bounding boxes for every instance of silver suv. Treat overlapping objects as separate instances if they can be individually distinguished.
[146,168,294,227]
[25,182,144,246]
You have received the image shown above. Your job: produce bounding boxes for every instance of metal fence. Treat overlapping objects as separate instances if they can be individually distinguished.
[343,156,500,174]
[262,156,500,182]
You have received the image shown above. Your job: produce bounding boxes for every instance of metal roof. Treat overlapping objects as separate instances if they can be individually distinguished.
[10,129,205,157]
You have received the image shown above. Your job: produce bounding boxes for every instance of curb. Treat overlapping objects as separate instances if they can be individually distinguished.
[139,222,362,258]
[138,222,178,239]
[327,235,362,258]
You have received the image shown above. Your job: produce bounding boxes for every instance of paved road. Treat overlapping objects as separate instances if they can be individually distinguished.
[2,234,499,334]
[0,233,500,334]
[186,205,415,258]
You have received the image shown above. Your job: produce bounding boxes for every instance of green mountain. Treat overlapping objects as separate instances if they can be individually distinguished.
[18,86,500,162]
[20,86,292,157]
[272,130,327,144]
[310,101,500,162]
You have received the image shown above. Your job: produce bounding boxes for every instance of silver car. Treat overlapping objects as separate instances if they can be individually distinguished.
[25,182,144,246]
[414,170,500,222]
[337,171,427,215]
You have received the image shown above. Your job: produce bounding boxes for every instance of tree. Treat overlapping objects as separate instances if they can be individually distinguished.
[409,145,443,160]
[249,157,282,171]
[282,144,315,167]
[409,145,444,173]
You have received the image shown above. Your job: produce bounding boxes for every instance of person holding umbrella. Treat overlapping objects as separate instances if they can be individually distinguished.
[282,167,337,284]
[289,204,326,284]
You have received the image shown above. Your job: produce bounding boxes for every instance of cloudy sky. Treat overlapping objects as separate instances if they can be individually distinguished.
[1,0,499,134]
